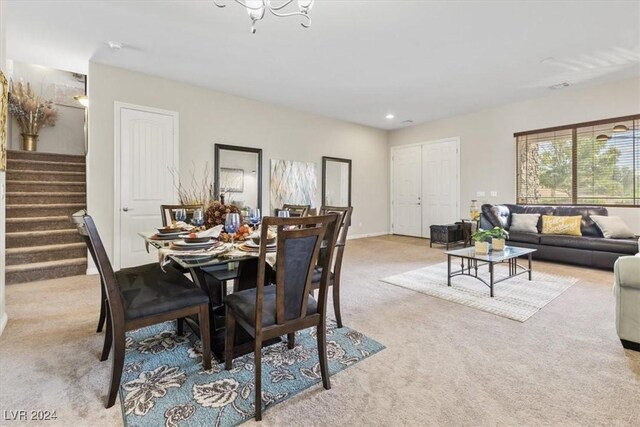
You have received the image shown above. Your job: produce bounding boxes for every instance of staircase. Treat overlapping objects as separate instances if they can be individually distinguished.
[5,150,87,284]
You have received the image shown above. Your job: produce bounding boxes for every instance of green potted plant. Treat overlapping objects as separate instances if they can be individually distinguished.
[490,226,509,251]
[472,228,493,254]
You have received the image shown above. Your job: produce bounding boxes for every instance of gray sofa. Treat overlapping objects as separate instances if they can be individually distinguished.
[480,204,638,270]
[614,255,640,352]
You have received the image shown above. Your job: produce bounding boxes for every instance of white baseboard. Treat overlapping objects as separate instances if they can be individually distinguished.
[347,232,389,240]
[86,267,99,276]
[0,312,8,337]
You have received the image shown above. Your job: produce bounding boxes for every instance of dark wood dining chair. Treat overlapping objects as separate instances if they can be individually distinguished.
[281,203,310,217]
[224,213,339,421]
[310,206,353,328]
[72,212,212,408]
[160,204,204,226]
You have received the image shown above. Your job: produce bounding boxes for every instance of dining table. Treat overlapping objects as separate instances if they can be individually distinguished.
[139,231,279,360]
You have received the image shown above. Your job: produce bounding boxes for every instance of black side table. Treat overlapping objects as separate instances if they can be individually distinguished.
[429,224,463,250]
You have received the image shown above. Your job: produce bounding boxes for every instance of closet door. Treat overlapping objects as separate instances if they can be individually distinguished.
[422,140,459,238]
[391,145,422,237]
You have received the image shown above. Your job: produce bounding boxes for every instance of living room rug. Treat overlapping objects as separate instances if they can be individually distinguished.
[380,262,578,322]
[120,321,384,427]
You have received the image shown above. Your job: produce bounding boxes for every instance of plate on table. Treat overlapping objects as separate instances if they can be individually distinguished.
[244,240,276,249]
[178,234,212,244]
[238,243,276,253]
[157,226,184,234]
[171,241,219,250]
[151,232,183,240]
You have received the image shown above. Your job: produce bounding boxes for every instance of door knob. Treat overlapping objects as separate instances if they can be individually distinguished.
[122,207,131,212]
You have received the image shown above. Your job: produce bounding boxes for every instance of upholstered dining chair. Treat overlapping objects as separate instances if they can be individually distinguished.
[281,203,310,217]
[224,213,339,421]
[72,212,212,408]
[310,206,353,328]
[160,204,204,226]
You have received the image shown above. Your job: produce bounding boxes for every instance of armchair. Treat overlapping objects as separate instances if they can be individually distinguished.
[613,255,640,352]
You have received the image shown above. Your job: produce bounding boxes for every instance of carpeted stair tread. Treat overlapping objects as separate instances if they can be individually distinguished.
[7,169,85,176]
[5,257,87,273]
[7,203,86,208]
[6,242,85,254]
[8,192,86,196]
[8,159,85,167]
[7,180,85,187]
[7,215,70,223]
[6,149,85,163]
[7,159,86,172]
[7,229,78,237]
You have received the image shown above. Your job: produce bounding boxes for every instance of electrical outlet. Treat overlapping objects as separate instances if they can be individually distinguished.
[476,191,485,197]
[490,191,498,197]
[358,222,363,227]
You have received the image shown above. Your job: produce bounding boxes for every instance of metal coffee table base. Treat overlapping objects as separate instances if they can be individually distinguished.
[447,253,533,297]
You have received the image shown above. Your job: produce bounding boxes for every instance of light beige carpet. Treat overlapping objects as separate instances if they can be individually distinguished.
[1,235,639,427]
[381,262,578,321]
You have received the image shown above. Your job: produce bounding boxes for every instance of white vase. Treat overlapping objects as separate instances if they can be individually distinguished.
[475,241,490,254]
[492,238,506,251]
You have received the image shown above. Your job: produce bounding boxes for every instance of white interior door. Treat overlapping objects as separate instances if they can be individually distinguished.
[422,140,459,237]
[117,105,178,268]
[392,145,422,237]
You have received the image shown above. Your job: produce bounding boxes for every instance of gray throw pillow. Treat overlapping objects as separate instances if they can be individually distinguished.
[509,213,540,233]
[590,215,635,239]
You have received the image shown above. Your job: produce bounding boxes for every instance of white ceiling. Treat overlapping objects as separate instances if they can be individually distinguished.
[5,1,640,130]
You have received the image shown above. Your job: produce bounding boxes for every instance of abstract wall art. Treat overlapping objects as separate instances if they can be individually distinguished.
[270,159,317,213]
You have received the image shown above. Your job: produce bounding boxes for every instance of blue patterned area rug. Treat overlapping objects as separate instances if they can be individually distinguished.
[120,321,384,427]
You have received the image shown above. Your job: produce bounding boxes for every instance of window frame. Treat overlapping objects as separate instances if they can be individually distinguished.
[515,114,640,207]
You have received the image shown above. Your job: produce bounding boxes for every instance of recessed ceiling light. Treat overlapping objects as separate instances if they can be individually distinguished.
[549,82,570,90]
[385,114,394,119]
[108,41,123,50]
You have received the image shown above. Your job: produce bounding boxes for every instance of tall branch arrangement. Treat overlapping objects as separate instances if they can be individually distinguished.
[168,162,214,206]
[8,80,58,134]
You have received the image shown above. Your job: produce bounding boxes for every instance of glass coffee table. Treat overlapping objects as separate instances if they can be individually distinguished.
[444,246,537,297]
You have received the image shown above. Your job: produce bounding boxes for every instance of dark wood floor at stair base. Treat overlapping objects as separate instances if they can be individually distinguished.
[5,150,87,284]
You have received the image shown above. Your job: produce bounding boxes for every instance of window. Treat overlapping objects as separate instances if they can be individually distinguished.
[516,115,639,206]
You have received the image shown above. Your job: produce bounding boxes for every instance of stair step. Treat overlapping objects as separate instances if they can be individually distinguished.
[6,216,74,232]
[6,258,87,285]
[6,228,83,248]
[6,180,86,192]
[7,150,85,164]
[6,243,87,265]
[6,170,85,182]
[6,203,86,218]
[7,192,86,205]
[7,158,86,172]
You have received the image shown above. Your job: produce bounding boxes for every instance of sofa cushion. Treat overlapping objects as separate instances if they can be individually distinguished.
[540,235,638,255]
[554,206,607,237]
[506,231,540,244]
[509,213,540,233]
[542,215,582,236]
[507,205,555,231]
[590,215,635,239]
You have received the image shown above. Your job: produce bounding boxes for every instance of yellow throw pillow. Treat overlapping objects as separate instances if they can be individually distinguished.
[541,215,582,236]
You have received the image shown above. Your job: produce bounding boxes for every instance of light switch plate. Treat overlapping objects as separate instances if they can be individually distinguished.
[476,191,486,197]
[490,191,498,197]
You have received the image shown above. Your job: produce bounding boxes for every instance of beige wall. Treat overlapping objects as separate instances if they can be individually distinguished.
[389,77,640,232]
[88,62,389,262]
[0,0,8,335]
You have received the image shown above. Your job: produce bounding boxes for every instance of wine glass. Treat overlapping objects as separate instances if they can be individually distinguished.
[191,208,205,228]
[225,213,241,245]
[175,208,187,224]
[249,208,261,228]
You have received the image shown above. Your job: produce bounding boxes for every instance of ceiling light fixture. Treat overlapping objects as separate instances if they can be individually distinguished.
[595,134,610,142]
[613,124,629,132]
[213,0,314,33]
[385,114,394,119]
[73,95,89,107]
[108,41,123,50]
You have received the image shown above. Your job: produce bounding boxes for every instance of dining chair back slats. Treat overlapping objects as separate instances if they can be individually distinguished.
[160,204,204,226]
[281,204,311,217]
